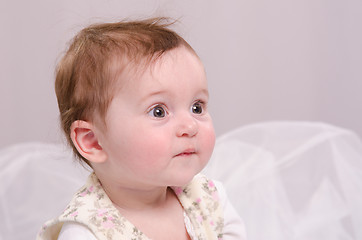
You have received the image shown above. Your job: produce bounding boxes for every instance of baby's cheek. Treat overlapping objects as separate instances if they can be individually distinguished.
[134,132,170,161]
[201,124,216,157]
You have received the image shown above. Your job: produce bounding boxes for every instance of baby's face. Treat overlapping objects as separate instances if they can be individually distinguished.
[94,46,215,189]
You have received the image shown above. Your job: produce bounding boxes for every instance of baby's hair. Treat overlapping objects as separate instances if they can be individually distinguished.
[55,17,195,165]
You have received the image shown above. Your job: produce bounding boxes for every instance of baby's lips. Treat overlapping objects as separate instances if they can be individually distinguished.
[174,148,196,157]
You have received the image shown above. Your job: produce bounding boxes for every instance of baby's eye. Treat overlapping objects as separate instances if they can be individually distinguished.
[148,105,167,118]
[191,101,204,115]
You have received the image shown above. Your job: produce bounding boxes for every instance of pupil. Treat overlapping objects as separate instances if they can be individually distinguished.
[154,107,165,117]
[193,104,202,114]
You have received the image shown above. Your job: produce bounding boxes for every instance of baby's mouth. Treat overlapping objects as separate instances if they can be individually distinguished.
[175,150,196,157]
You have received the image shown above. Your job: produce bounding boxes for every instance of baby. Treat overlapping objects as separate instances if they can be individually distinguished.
[37,18,246,240]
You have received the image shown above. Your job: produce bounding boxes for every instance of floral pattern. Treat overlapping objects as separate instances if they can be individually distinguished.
[37,173,223,240]
[173,175,224,240]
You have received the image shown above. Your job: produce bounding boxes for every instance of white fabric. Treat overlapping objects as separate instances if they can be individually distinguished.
[58,223,96,240]
[57,181,247,240]
[1,121,362,240]
[203,121,362,240]
[214,181,248,240]
[0,143,90,240]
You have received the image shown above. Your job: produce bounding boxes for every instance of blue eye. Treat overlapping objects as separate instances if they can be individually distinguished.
[149,105,167,118]
[191,101,204,114]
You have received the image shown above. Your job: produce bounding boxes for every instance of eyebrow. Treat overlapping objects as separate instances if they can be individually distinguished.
[143,88,209,100]
[141,90,168,102]
[200,88,209,98]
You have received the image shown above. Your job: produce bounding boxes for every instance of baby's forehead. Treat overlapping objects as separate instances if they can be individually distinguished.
[109,46,200,86]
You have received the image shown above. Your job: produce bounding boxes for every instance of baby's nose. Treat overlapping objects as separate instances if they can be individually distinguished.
[176,114,198,137]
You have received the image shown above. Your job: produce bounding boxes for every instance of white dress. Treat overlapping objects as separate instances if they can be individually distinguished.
[58,181,247,240]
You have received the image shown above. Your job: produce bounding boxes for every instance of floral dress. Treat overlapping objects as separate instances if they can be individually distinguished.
[37,173,224,240]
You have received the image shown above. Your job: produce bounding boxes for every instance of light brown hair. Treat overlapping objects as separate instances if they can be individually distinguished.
[55,18,195,164]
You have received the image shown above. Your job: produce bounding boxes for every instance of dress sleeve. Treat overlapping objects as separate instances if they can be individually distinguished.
[214,181,247,240]
[57,222,97,240]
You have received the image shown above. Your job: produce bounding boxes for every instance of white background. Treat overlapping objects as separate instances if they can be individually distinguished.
[1,0,361,148]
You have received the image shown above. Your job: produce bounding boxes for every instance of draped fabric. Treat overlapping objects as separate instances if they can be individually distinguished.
[204,121,362,240]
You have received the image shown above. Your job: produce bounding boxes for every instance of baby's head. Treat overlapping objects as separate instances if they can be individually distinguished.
[56,18,191,163]
[56,18,215,185]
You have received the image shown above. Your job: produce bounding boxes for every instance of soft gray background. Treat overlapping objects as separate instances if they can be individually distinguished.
[1,0,361,148]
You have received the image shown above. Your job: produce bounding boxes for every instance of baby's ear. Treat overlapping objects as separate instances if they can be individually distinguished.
[70,120,107,163]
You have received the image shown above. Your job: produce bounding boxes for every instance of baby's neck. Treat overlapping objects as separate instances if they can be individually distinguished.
[96,174,189,240]
[97,176,171,211]
[110,186,170,211]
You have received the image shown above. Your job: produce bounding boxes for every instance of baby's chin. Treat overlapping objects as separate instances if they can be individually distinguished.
[168,169,205,187]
